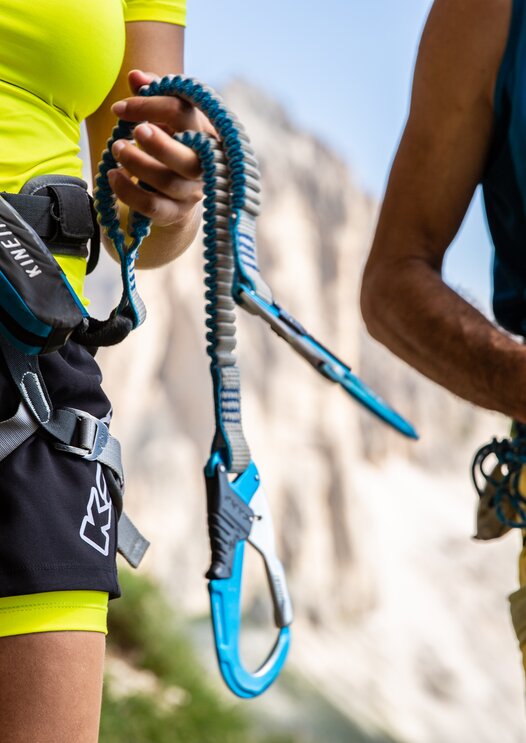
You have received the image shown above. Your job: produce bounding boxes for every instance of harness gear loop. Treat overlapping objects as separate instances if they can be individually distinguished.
[97,74,418,698]
[472,423,526,530]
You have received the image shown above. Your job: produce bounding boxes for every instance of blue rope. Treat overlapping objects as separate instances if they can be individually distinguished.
[94,120,151,328]
[95,74,262,341]
[137,77,256,271]
[172,127,245,468]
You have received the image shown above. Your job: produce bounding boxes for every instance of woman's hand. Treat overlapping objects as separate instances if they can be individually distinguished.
[108,70,209,231]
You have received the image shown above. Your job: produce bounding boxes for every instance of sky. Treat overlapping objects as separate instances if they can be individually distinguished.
[186,0,494,313]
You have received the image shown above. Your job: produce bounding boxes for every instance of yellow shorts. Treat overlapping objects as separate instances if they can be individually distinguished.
[0,590,109,637]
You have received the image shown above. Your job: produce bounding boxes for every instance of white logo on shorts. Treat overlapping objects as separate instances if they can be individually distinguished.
[79,463,112,556]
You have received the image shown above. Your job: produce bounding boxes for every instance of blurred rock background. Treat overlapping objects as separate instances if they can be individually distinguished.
[87,82,524,743]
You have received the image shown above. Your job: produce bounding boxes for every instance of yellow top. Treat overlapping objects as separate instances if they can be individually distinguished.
[0,0,186,300]
[124,0,187,24]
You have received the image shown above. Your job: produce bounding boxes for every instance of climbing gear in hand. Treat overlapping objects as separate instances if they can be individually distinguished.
[98,74,418,698]
[472,422,526,534]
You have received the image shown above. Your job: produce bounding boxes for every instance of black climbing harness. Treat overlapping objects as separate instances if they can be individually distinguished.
[0,174,149,568]
[0,171,145,355]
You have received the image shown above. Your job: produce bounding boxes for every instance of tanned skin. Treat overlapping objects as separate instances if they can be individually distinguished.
[360,0,525,420]
[87,23,210,268]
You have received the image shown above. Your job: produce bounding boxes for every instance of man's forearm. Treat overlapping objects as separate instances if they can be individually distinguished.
[361,257,526,421]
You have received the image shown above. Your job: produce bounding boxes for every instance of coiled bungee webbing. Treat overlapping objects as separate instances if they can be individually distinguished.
[91,122,151,344]
[96,75,417,698]
[179,131,253,473]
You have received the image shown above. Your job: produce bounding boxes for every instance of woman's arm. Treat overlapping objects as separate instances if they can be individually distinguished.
[359,0,526,419]
[86,22,204,268]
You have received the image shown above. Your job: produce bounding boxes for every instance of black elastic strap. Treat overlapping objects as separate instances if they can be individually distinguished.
[0,193,54,238]
[86,199,100,275]
[72,314,133,348]
[1,175,101,270]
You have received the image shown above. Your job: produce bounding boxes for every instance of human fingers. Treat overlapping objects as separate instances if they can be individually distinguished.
[111,135,203,202]
[131,123,202,179]
[114,69,218,137]
[112,80,217,137]
[107,169,198,227]
[111,94,198,134]
[128,69,160,95]
[124,71,186,135]
[192,109,218,138]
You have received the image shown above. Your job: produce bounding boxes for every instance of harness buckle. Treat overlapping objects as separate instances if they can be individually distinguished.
[204,454,293,698]
[54,407,110,461]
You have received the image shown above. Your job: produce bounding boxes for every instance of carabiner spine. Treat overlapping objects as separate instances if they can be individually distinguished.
[208,539,292,699]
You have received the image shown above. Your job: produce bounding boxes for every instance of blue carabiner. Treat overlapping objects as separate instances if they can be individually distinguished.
[205,454,293,698]
[236,286,418,440]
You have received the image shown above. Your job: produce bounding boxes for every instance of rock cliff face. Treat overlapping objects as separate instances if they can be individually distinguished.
[88,82,523,742]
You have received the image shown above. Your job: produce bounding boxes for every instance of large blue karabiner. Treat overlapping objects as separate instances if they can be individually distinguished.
[205,453,293,698]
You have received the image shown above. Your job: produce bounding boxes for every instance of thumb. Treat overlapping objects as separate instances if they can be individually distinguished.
[128,69,161,94]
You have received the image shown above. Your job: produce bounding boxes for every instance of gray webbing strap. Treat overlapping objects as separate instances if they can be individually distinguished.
[118,513,151,569]
[0,337,149,567]
[215,366,250,473]
[236,211,273,304]
[73,413,124,481]
[0,402,39,461]
[3,344,124,479]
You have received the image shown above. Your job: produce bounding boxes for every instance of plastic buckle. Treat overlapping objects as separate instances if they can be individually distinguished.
[54,407,109,461]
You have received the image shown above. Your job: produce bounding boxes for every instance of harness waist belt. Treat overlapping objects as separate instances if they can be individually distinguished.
[1,175,99,268]
[0,174,144,355]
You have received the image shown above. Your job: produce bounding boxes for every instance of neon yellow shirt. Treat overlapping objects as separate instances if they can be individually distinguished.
[0,0,186,301]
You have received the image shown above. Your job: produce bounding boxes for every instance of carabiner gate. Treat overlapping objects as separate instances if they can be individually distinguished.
[205,454,293,698]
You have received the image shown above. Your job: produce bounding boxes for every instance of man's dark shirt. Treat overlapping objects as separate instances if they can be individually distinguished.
[483,0,526,334]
